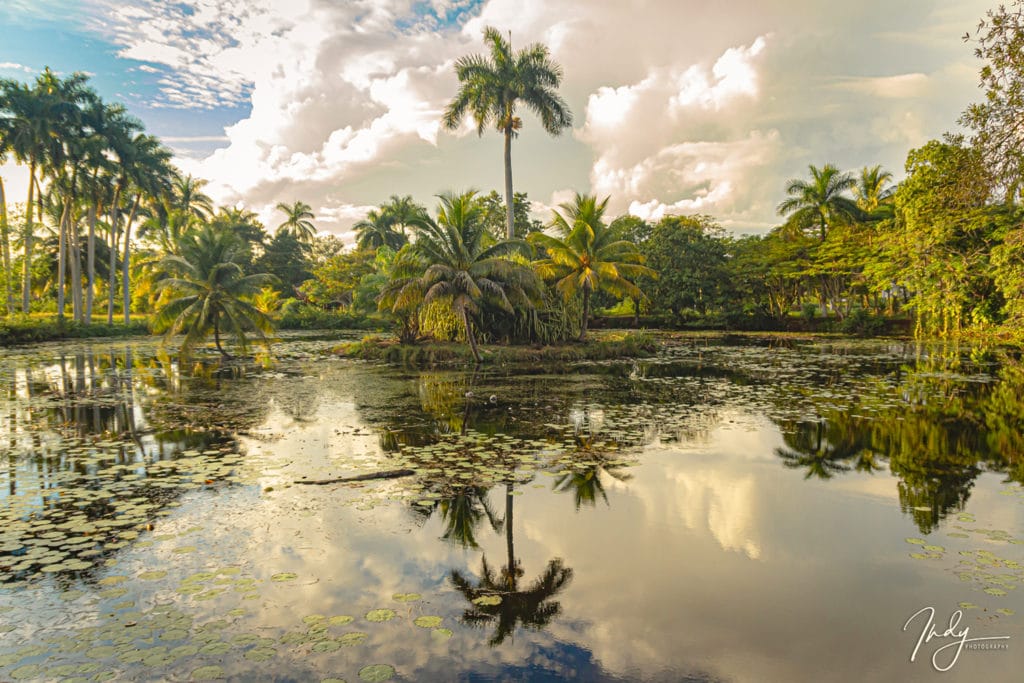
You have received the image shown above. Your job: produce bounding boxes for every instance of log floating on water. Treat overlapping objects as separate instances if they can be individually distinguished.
[294,469,416,485]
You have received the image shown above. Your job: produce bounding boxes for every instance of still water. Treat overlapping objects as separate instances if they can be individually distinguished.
[0,334,1022,682]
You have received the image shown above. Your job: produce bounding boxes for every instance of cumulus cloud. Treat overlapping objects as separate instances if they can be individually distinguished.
[75,0,993,239]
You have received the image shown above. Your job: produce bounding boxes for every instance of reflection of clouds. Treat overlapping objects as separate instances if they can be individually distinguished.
[670,469,761,559]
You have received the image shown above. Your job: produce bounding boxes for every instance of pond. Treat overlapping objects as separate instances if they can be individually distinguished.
[0,333,1022,682]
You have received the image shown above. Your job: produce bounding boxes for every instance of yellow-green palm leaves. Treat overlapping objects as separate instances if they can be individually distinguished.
[387,190,542,361]
[154,224,277,360]
[528,194,655,340]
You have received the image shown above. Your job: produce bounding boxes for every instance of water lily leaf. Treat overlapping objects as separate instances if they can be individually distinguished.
[392,593,421,602]
[358,664,395,682]
[192,665,224,680]
[431,627,453,641]
[271,572,297,582]
[338,632,367,646]
[244,646,277,662]
[365,609,395,622]
[199,641,231,655]
[139,571,167,581]
[414,616,442,628]
[328,615,354,626]
[312,640,341,653]
[472,595,502,606]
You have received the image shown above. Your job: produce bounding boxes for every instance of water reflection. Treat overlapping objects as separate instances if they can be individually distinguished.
[0,335,1022,682]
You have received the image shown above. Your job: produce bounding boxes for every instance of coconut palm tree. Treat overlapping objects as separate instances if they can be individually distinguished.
[354,208,406,251]
[380,194,428,238]
[528,193,655,340]
[276,200,316,242]
[777,164,859,241]
[853,165,895,219]
[443,26,572,239]
[398,190,542,362]
[153,223,277,360]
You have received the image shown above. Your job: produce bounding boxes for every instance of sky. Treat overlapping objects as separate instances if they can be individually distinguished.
[0,0,997,242]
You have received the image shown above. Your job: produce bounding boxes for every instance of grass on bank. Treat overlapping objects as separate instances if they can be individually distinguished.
[334,329,659,365]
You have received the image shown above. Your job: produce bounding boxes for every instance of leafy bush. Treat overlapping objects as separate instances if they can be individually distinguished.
[839,308,886,336]
[0,317,151,345]
[277,305,382,331]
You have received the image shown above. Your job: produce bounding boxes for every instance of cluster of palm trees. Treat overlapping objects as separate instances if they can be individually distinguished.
[375,190,652,361]
[0,68,179,324]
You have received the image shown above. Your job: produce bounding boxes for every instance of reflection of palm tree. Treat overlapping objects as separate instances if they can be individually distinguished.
[775,419,863,480]
[553,459,632,510]
[449,483,573,645]
[435,487,502,549]
[451,556,573,646]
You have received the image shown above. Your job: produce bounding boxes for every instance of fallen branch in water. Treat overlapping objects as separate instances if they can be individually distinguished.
[294,469,416,485]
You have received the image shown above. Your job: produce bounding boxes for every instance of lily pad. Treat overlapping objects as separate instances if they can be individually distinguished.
[365,609,395,622]
[414,616,443,628]
[328,615,354,626]
[271,572,297,582]
[358,664,395,682]
[472,595,502,606]
[192,665,224,680]
[392,592,421,602]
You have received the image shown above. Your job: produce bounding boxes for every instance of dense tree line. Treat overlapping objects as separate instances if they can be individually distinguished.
[5,7,1024,358]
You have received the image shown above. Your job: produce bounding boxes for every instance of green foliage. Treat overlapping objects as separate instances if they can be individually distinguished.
[838,308,886,336]
[384,190,543,361]
[0,316,150,345]
[778,164,860,240]
[479,190,543,239]
[255,230,311,295]
[277,304,379,331]
[529,194,654,340]
[641,215,727,320]
[153,223,277,358]
[300,248,376,308]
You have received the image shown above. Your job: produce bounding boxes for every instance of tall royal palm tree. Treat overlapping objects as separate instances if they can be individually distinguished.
[396,190,542,362]
[354,208,406,251]
[528,193,655,340]
[275,200,316,242]
[4,73,68,312]
[154,223,276,360]
[103,107,145,323]
[171,174,213,221]
[777,164,859,241]
[443,26,572,239]
[120,134,175,325]
[0,85,13,314]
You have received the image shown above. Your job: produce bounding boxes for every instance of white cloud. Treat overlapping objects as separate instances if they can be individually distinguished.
[0,62,34,73]
[72,0,995,239]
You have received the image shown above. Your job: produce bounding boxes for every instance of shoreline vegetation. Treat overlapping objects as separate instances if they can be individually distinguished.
[333,329,660,365]
[4,12,1024,362]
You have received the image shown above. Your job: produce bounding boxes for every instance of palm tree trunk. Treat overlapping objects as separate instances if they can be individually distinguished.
[107,184,121,325]
[578,286,591,341]
[461,307,482,363]
[0,176,12,314]
[86,204,96,322]
[122,194,140,325]
[503,124,514,240]
[57,195,70,324]
[21,159,36,313]
[69,180,83,324]
[505,481,515,591]
[213,315,230,358]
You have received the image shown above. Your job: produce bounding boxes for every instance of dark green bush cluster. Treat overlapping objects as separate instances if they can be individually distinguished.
[0,318,151,345]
